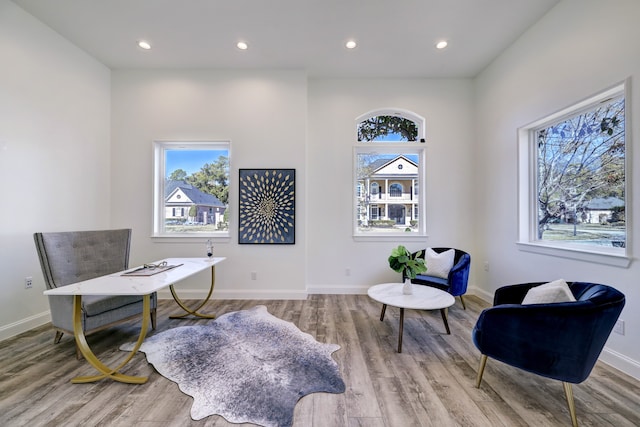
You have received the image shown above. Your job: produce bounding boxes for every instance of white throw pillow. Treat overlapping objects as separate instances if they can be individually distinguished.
[521,279,577,305]
[425,248,455,279]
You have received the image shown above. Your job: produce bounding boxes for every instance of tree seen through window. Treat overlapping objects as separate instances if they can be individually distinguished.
[357,116,419,142]
[535,94,625,248]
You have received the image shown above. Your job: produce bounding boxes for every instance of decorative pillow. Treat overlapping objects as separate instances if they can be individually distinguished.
[425,248,455,279]
[521,279,577,305]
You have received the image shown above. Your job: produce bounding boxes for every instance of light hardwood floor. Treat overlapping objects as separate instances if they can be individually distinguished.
[1,295,639,426]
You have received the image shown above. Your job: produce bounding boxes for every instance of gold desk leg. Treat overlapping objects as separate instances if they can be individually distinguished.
[169,265,216,319]
[71,294,150,384]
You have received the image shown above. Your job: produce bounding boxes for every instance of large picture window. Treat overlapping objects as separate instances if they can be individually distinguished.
[518,81,629,263]
[153,141,230,238]
[354,109,426,237]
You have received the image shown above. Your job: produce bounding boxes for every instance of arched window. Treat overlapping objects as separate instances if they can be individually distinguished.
[371,182,379,195]
[356,108,425,142]
[354,108,426,237]
[389,183,403,197]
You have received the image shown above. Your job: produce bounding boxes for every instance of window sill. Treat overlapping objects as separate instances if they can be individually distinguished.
[516,241,630,268]
[354,233,427,243]
[151,234,231,244]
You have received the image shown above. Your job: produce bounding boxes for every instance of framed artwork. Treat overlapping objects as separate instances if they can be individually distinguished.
[238,169,295,244]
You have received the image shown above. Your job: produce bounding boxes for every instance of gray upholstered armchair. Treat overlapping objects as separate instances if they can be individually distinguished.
[34,229,157,354]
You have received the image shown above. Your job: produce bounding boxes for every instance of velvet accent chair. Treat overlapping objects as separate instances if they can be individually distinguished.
[472,281,625,427]
[34,229,157,356]
[407,247,471,309]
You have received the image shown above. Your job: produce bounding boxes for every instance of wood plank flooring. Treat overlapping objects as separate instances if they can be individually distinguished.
[1,295,639,426]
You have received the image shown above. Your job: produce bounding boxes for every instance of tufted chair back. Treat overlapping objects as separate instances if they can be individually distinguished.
[35,229,131,289]
[34,229,157,350]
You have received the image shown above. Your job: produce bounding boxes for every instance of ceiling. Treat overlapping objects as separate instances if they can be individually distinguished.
[13,0,561,78]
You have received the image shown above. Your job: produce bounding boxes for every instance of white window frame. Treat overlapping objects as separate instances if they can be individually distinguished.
[354,108,426,240]
[517,80,631,267]
[153,140,231,240]
[354,145,426,240]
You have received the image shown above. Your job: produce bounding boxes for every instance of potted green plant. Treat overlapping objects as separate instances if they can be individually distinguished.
[388,245,427,294]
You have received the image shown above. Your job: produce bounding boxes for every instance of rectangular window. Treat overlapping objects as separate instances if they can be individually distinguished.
[518,81,628,264]
[354,147,425,236]
[153,141,230,238]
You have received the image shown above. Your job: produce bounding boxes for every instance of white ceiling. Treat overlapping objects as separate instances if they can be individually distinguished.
[12,0,561,78]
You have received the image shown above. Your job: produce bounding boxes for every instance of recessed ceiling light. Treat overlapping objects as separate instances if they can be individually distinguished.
[237,41,248,50]
[435,40,448,50]
[345,40,357,49]
[137,40,151,50]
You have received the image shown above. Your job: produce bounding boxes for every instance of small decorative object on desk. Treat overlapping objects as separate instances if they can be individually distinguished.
[388,245,427,295]
[206,239,214,259]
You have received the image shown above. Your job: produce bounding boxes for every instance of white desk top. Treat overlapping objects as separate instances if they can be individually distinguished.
[43,257,225,296]
[367,282,455,310]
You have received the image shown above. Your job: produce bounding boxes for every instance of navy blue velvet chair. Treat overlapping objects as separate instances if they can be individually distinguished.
[407,247,470,309]
[472,281,625,427]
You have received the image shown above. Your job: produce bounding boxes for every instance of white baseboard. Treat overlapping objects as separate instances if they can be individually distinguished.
[467,285,493,303]
[599,346,640,380]
[157,288,308,300]
[0,310,50,342]
[305,284,495,298]
[306,284,369,295]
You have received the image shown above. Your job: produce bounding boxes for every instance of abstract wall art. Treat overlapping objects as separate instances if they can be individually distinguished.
[238,169,295,244]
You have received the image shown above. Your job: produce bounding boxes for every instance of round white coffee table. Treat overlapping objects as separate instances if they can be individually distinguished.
[368,282,455,353]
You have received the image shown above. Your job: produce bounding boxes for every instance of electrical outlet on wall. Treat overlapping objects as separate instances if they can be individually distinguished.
[25,276,33,289]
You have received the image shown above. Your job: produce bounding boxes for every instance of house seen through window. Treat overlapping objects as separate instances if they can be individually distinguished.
[154,141,230,237]
[354,109,426,237]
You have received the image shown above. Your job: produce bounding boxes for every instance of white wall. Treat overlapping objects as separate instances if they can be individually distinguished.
[0,0,111,340]
[306,78,476,293]
[110,69,308,299]
[474,0,640,378]
[3,0,639,380]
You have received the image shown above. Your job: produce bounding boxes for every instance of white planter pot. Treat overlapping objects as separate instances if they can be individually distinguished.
[402,278,413,295]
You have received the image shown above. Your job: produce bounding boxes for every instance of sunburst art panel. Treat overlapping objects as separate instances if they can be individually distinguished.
[238,169,295,244]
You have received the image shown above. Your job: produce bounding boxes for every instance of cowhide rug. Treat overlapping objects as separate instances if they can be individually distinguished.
[120,305,345,426]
